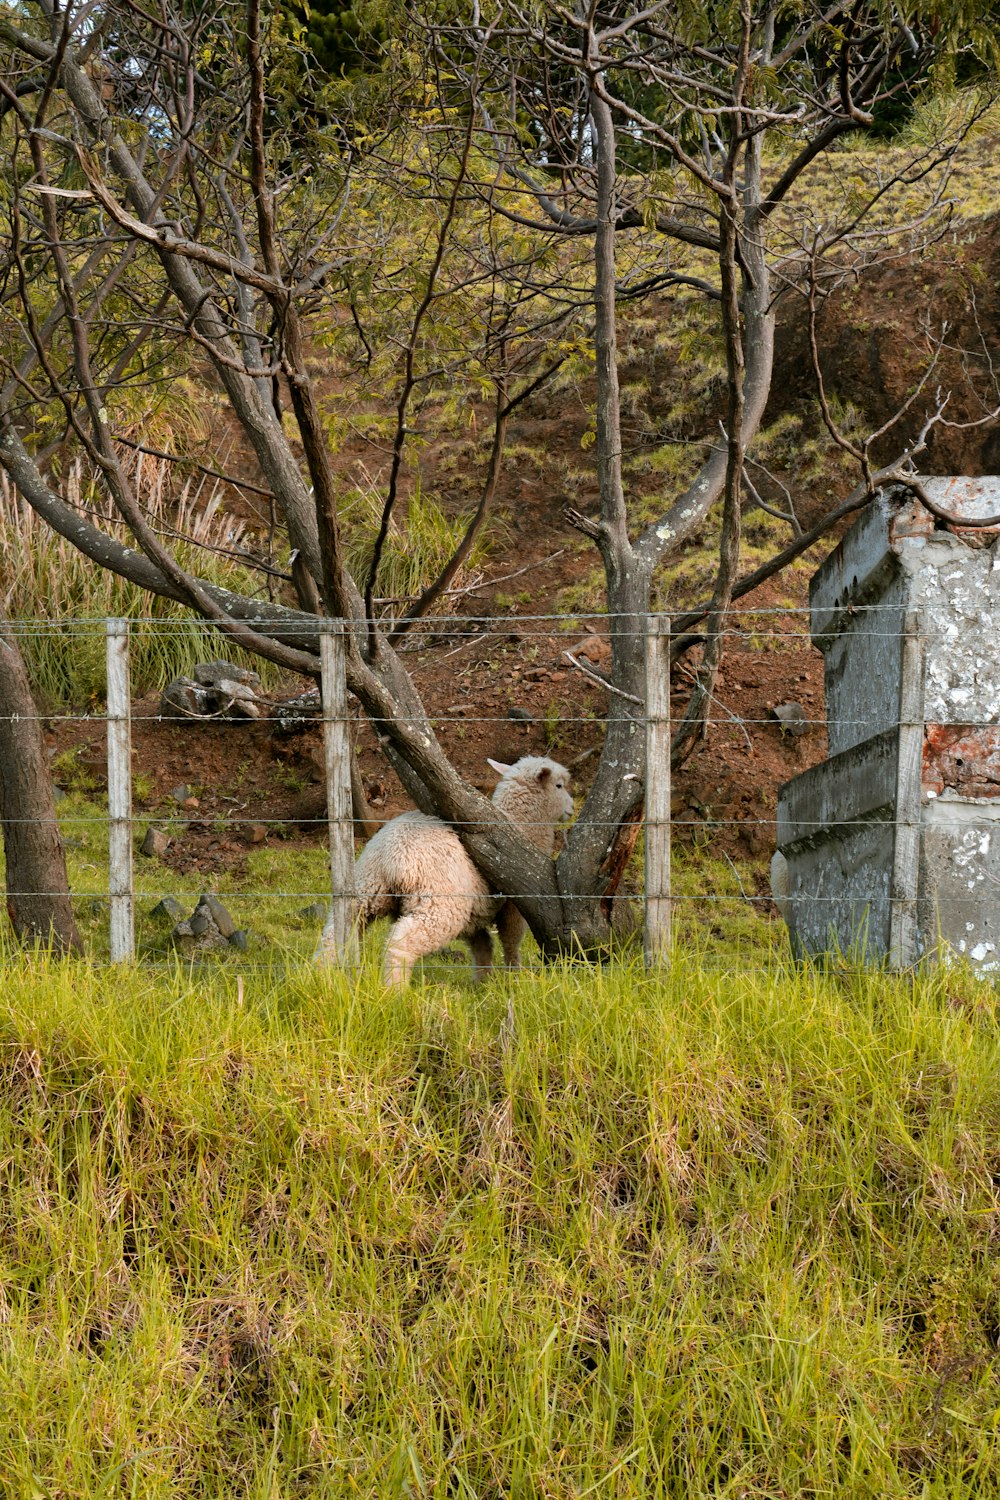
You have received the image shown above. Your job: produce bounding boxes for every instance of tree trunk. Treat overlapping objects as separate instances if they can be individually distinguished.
[0,624,82,953]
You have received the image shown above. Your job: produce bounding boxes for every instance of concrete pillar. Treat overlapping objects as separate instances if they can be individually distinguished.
[776,477,1000,970]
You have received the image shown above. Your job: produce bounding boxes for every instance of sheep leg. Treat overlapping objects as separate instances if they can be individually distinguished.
[467,929,494,983]
[496,901,527,971]
[380,899,470,987]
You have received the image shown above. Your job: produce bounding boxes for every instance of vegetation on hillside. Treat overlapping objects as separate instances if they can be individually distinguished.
[4,0,998,957]
[0,949,998,1497]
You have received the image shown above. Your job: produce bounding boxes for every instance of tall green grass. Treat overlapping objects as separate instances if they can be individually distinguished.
[342,473,496,613]
[1,461,282,708]
[0,944,997,1497]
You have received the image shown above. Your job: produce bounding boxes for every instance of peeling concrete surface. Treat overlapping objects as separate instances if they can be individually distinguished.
[923,725,1000,798]
[777,478,1000,970]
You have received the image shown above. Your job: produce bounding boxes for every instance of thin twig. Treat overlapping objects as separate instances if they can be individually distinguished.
[564,651,642,705]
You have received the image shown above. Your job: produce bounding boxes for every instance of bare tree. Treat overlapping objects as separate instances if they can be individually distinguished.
[0,0,995,956]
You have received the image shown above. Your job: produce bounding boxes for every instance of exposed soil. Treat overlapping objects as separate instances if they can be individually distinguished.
[43,214,1000,881]
[45,589,826,880]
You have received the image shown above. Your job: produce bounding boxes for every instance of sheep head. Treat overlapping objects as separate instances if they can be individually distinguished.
[487,756,575,833]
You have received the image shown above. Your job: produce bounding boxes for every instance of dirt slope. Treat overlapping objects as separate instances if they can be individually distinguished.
[46,215,1000,878]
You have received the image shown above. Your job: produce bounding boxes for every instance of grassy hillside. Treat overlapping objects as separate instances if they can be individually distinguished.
[1,948,998,1497]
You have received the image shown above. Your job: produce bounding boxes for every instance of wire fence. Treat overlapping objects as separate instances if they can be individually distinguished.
[8,612,674,969]
[4,601,1000,975]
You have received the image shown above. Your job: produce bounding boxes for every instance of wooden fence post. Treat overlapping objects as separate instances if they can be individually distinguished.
[106,618,134,961]
[644,614,672,967]
[321,622,357,964]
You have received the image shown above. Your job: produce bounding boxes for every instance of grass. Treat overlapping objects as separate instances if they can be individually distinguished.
[51,792,777,969]
[342,474,497,613]
[0,941,998,1496]
[47,791,334,961]
[0,462,281,710]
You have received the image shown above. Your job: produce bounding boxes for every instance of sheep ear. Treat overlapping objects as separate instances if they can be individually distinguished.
[487,757,512,777]
[536,766,552,784]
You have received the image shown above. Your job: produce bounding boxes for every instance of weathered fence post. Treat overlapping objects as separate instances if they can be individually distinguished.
[321,622,357,964]
[106,618,134,961]
[644,614,672,966]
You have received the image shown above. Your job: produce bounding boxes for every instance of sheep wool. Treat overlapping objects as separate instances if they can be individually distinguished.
[319,756,573,986]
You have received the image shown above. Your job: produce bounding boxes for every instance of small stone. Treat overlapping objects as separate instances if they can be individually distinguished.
[197,893,236,939]
[171,784,191,803]
[141,826,171,858]
[273,690,322,734]
[224,696,261,721]
[248,823,268,844]
[53,785,66,803]
[189,911,211,936]
[508,706,532,722]
[161,679,213,719]
[194,659,261,689]
[568,635,611,665]
[298,902,328,922]
[214,678,258,703]
[181,796,200,812]
[150,896,186,922]
[228,930,249,951]
[771,702,810,736]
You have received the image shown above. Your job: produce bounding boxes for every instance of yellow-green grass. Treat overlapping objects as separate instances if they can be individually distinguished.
[0,469,282,711]
[50,793,776,969]
[0,941,998,1496]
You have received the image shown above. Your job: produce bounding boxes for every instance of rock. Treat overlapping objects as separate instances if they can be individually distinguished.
[274,689,322,735]
[140,826,171,858]
[770,850,792,923]
[169,892,236,952]
[171,784,192,803]
[215,678,258,703]
[507,706,533,722]
[298,902,328,922]
[248,823,268,844]
[568,634,612,665]
[161,679,212,719]
[198,893,236,938]
[771,702,810,736]
[194,659,260,689]
[162,663,263,722]
[228,930,249,951]
[150,896,186,922]
[209,678,261,720]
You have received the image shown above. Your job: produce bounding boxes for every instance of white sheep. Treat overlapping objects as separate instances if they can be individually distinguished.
[321,756,573,986]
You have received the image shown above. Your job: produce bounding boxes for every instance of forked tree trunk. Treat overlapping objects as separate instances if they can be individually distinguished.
[0,623,82,953]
